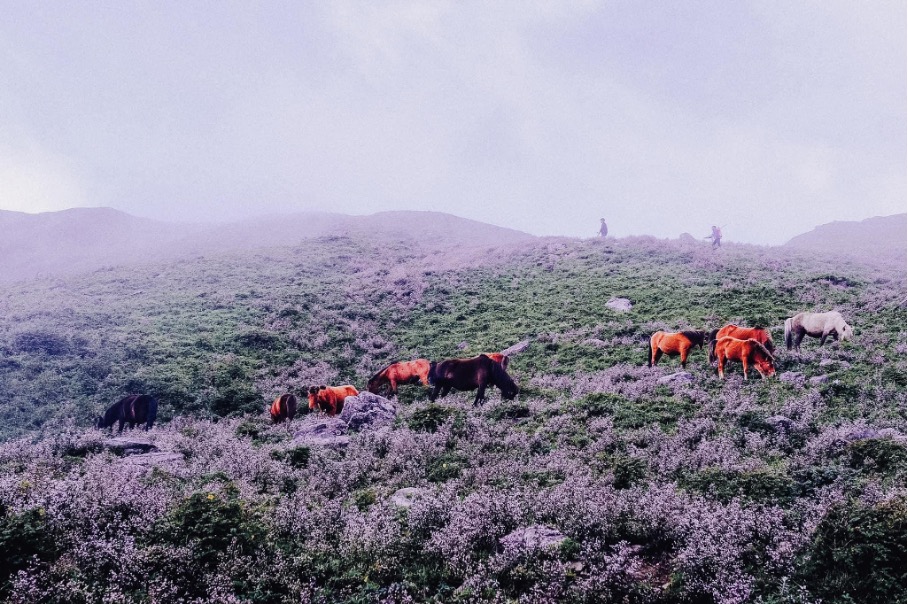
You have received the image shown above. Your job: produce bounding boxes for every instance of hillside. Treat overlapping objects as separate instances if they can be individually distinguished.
[0,208,532,283]
[784,213,906,264]
[0,235,904,603]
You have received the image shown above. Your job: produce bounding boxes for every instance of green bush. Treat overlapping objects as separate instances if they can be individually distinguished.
[0,506,56,597]
[846,438,906,475]
[800,498,906,604]
[680,468,795,504]
[271,445,310,469]
[408,404,460,433]
[426,451,467,483]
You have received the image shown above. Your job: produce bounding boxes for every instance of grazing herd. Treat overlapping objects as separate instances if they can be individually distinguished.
[97,310,853,431]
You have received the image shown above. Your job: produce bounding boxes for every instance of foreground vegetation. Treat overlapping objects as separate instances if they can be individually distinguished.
[0,235,904,602]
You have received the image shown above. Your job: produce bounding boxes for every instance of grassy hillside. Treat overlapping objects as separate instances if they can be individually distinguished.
[0,235,904,602]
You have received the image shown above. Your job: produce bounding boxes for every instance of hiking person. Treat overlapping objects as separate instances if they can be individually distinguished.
[705,225,722,249]
[598,218,608,238]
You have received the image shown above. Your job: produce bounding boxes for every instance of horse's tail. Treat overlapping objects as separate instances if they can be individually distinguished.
[646,337,654,367]
[784,318,793,350]
[428,361,438,385]
[708,338,718,364]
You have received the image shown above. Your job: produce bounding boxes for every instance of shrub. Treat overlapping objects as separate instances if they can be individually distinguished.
[0,506,56,598]
[800,498,906,604]
[408,404,460,433]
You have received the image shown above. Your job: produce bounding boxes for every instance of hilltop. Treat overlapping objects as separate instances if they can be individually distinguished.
[0,207,532,283]
[784,213,906,265]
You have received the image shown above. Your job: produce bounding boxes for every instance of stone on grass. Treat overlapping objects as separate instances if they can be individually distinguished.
[778,372,805,384]
[657,372,694,384]
[500,525,567,552]
[103,437,158,455]
[340,392,397,432]
[390,487,423,508]
[809,375,830,385]
[120,451,184,468]
[606,298,633,312]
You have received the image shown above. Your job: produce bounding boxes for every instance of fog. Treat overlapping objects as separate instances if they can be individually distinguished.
[1,1,904,245]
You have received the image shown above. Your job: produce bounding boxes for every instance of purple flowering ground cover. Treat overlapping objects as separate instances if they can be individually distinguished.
[0,235,904,603]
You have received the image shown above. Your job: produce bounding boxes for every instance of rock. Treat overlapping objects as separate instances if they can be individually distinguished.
[779,372,805,384]
[501,340,531,356]
[583,338,608,348]
[606,298,632,312]
[809,375,830,385]
[103,437,158,455]
[339,393,397,432]
[292,417,349,448]
[657,372,694,384]
[390,487,423,508]
[120,452,183,467]
[819,359,851,369]
[457,341,469,350]
[499,525,567,552]
[679,232,697,244]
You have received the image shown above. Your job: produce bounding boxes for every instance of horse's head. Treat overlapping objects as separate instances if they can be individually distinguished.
[490,360,519,400]
[840,322,854,341]
[307,386,320,410]
[95,415,105,429]
[753,344,776,378]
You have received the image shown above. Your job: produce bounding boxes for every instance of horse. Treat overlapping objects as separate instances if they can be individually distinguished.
[269,394,298,424]
[96,394,158,432]
[784,311,853,352]
[308,385,358,416]
[367,359,431,397]
[481,352,510,370]
[648,330,708,368]
[708,324,774,362]
[428,354,519,406]
[711,337,776,379]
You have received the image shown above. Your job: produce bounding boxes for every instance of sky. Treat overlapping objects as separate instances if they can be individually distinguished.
[0,1,905,245]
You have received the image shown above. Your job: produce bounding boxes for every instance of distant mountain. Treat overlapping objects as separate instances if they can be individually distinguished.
[0,207,533,283]
[784,214,906,265]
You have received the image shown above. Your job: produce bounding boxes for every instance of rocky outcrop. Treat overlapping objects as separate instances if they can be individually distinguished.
[500,525,567,552]
[657,372,694,384]
[606,298,632,312]
[102,437,158,455]
[293,393,397,448]
[390,487,424,508]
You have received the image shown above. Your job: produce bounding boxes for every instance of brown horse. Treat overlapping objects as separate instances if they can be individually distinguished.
[367,359,431,397]
[429,354,519,406]
[269,394,298,424]
[709,324,774,362]
[308,385,358,416]
[97,394,158,432]
[712,337,776,379]
[648,331,707,368]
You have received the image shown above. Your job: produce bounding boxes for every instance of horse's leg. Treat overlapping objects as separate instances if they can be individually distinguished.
[653,349,663,366]
[389,378,398,397]
[429,384,440,401]
[118,418,125,433]
[441,385,452,398]
[742,357,749,380]
[474,383,487,406]
[717,356,725,378]
[819,330,830,346]
[794,331,805,352]
[680,346,689,369]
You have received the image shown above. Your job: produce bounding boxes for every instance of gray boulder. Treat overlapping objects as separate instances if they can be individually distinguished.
[501,339,531,356]
[292,417,349,449]
[658,371,694,385]
[500,525,567,552]
[120,451,184,468]
[809,375,830,385]
[779,372,805,384]
[103,437,158,455]
[340,392,397,432]
[390,487,424,508]
[606,298,632,312]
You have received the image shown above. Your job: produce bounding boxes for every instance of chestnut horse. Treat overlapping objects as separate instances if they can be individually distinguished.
[708,324,774,362]
[784,311,853,352]
[481,352,510,370]
[429,354,519,406]
[711,337,776,379]
[269,394,298,424]
[97,394,158,432]
[648,331,707,368]
[367,359,431,397]
[308,385,358,416]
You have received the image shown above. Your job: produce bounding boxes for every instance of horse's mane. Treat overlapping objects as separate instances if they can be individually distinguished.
[748,339,774,360]
[368,361,399,384]
[681,330,705,344]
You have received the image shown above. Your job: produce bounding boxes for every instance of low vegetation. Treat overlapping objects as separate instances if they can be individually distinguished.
[0,235,904,602]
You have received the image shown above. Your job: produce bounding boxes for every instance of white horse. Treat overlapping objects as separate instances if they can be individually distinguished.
[784,311,853,351]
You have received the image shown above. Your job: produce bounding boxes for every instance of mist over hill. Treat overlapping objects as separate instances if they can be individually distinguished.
[784,213,906,265]
[0,207,533,283]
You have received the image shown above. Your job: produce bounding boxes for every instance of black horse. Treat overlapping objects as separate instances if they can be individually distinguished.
[429,354,519,406]
[97,394,158,432]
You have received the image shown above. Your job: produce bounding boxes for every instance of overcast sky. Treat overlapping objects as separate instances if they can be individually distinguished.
[1,1,904,244]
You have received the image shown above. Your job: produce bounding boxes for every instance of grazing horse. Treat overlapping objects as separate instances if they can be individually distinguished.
[784,311,853,352]
[711,337,776,379]
[269,394,298,424]
[708,324,774,362]
[367,359,431,397]
[308,385,358,416]
[428,354,519,406]
[481,352,510,370]
[648,330,707,368]
[97,394,158,432]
